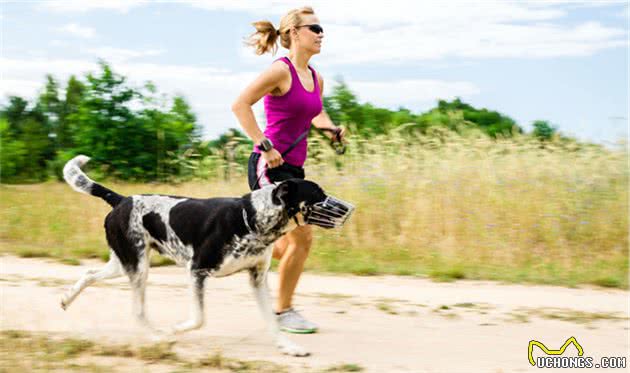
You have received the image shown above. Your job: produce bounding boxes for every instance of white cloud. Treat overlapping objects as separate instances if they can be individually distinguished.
[57,23,96,39]
[49,40,71,47]
[187,0,627,64]
[338,79,480,109]
[33,1,628,65]
[317,20,627,65]
[1,79,44,100]
[84,47,167,64]
[39,0,145,13]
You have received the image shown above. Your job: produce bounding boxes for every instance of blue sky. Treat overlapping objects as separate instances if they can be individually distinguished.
[1,1,628,146]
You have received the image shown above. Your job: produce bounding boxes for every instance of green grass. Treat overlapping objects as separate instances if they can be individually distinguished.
[59,257,81,266]
[325,363,364,372]
[429,267,467,282]
[15,247,52,258]
[150,254,176,267]
[376,302,398,315]
[591,276,623,288]
[505,307,629,325]
[1,133,627,288]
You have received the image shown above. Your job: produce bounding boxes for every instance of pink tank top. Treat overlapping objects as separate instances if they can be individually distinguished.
[253,56,323,167]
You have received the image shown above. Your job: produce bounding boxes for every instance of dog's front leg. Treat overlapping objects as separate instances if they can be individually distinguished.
[249,259,309,357]
[170,270,207,334]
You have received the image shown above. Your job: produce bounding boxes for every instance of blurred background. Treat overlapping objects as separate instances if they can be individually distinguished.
[0,1,628,371]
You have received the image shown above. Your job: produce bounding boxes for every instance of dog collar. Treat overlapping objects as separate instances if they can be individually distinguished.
[242,209,255,234]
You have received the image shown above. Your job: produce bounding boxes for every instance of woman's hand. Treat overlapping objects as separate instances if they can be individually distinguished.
[335,126,347,143]
[261,148,284,168]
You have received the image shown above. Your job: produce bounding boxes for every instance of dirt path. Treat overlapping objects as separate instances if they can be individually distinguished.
[1,255,628,372]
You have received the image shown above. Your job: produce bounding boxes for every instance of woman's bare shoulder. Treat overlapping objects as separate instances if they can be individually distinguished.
[254,59,288,82]
[269,59,290,73]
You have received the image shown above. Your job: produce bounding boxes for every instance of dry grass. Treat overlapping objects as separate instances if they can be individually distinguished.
[0,330,290,372]
[1,132,627,288]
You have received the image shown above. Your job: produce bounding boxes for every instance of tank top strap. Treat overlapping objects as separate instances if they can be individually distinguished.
[307,65,320,93]
[278,56,299,80]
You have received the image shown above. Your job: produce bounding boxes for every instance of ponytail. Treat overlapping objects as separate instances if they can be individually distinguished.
[246,20,279,55]
[245,7,315,56]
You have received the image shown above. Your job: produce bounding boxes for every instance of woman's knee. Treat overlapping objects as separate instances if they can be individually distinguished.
[273,235,289,259]
[294,225,313,245]
[286,226,313,255]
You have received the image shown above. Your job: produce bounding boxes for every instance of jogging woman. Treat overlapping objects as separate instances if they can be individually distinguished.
[232,6,345,334]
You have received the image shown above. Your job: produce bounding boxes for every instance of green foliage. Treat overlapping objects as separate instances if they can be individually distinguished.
[532,120,557,141]
[0,63,582,184]
[427,98,521,137]
[0,61,199,182]
[323,80,522,139]
[69,61,143,179]
[0,117,27,181]
[1,96,29,135]
[0,96,53,182]
[59,75,85,148]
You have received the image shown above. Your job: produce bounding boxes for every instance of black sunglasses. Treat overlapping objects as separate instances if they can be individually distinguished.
[297,24,324,34]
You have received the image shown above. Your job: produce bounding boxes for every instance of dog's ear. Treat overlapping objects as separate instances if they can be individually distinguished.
[272,180,297,206]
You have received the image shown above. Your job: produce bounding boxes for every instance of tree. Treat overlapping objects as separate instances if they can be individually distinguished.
[38,75,62,128]
[1,96,29,137]
[0,95,52,181]
[0,61,202,182]
[70,61,140,178]
[532,120,557,141]
[0,117,27,181]
[324,79,365,133]
[20,115,51,180]
[59,75,85,148]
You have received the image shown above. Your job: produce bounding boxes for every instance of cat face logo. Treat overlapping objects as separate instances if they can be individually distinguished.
[528,337,584,366]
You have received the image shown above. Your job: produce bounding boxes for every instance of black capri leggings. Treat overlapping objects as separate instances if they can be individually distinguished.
[247,152,305,191]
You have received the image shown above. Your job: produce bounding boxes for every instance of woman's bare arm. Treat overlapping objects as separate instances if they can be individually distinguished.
[231,61,288,167]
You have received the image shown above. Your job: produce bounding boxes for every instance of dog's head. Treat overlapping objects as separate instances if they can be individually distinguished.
[271,179,354,229]
[272,179,326,217]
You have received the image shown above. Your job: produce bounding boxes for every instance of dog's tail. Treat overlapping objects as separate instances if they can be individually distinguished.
[63,155,124,208]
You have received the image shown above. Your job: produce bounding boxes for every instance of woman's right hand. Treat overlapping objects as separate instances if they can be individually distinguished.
[261,148,284,168]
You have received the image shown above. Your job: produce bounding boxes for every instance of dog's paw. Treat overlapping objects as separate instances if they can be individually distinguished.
[277,338,310,357]
[169,319,204,335]
[60,296,68,310]
[149,330,176,344]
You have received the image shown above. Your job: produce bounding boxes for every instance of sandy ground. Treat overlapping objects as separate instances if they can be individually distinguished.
[1,255,628,372]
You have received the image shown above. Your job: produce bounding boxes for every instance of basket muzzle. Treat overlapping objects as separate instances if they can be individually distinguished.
[303,196,355,229]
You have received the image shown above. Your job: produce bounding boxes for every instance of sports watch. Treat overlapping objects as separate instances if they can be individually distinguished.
[256,138,274,152]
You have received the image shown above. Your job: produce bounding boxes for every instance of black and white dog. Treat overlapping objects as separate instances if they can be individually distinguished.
[59,155,340,356]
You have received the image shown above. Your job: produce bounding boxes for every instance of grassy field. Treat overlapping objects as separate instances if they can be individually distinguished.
[1,133,627,288]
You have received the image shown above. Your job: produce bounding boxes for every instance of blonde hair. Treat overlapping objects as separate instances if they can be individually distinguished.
[246,6,315,55]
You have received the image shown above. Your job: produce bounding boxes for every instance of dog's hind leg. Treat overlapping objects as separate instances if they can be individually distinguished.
[128,249,154,332]
[249,259,309,357]
[170,269,207,334]
[61,250,124,310]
